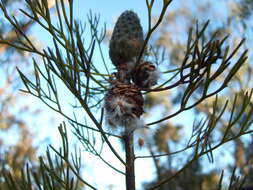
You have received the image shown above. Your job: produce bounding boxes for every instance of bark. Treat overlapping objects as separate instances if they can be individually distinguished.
[124,133,135,190]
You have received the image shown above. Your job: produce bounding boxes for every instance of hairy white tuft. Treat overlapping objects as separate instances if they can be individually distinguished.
[125,59,136,74]
[110,97,133,116]
[143,68,160,88]
[105,96,139,131]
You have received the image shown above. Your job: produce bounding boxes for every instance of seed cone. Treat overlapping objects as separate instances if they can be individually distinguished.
[104,82,144,128]
[132,61,159,88]
[109,10,144,67]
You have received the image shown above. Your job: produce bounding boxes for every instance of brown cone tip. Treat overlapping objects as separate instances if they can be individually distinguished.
[109,10,144,66]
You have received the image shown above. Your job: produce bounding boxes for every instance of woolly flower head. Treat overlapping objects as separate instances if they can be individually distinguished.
[104,82,144,131]
[132,61,160,88]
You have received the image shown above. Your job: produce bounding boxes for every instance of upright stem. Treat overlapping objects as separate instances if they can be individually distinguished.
[124,133,135,190]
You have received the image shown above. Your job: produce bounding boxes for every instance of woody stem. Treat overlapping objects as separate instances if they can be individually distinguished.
[124,132,136,190]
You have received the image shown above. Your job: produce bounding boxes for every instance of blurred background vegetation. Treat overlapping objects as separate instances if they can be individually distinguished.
[0,0,253,189]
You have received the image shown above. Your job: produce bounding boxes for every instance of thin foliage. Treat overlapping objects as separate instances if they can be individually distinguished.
[0,0,251,189]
